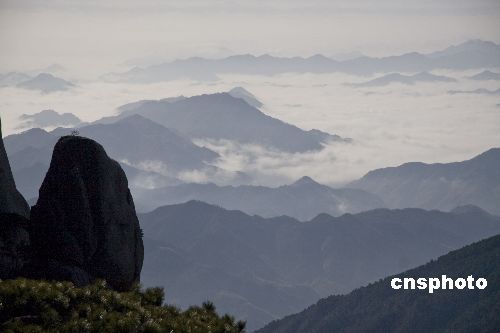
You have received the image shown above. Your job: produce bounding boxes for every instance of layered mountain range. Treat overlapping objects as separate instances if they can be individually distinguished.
[2,34,499,333]
[99,92,346,153]
[5,89,500,219]
[104,40,500,82]
[133,176,384,219]
[4,91,348,203]
[4,114,218,199]
[2,83,499,331]
[0,72,74,93]
[140,201,500,331]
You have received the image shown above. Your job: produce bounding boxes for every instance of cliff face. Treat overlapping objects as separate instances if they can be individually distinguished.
[29,136,144,291]
[0,120,30,219]
[0,118,30,279]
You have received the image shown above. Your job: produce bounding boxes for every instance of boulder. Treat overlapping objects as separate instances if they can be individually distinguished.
[30,135,143,290]
[0,118,30,279]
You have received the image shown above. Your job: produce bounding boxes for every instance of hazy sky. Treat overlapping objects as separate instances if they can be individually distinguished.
[1,0,500,76]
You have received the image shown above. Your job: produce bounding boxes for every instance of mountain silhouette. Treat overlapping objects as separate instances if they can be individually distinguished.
[18,109,82,129]
[447,88,500,95]
[16,73,74,93]
[350,148,500,215]
[0,118,30,279]
[109,93,346,153]
[133,176,384,219]
[0,72,32,87]
[140,201,500,331]
[4,116,217,199]
[467,70,500,81]
[351,72,456,87]
[257,233,500,332]
[106,40,500,81]
[227,87,263,108]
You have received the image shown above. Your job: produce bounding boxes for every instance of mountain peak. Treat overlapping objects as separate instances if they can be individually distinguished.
[16,72,74,93]
[292,176,320,186]
[227,87,263,108]
[35,72,55,79]
[428,39,500,59]
[308,54,332,61]
[468,70,500,80]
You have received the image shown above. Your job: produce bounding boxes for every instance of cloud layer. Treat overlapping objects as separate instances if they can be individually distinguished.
[4,70,497,186]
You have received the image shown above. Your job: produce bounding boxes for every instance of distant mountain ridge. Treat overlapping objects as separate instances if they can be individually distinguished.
[107,92,346,153]
[350,148,500,215]
[18,110,82,129]
[257,233,500,333]
[105,40,500,81]
[16,73,74,93]
[0,72,32,87]
[351,72,456,87]
[447,88,500,95]
[468,70,500,80]
[140,200,500,331]
[133,176,385,219]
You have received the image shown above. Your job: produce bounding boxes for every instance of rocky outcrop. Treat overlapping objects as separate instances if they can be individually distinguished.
[29,135,143,291]
[0,118,30,279]
[0,118,30,218]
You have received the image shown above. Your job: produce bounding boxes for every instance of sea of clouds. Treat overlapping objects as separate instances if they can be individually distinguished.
[1,70,499,187]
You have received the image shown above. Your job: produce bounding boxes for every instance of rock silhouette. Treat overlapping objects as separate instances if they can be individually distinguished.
[0,118,30,218]
[0,118,30,279]
[29,135,143,291]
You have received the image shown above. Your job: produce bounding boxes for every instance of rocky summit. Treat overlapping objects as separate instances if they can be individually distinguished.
[29,135,144,291]
[0,118,30,279]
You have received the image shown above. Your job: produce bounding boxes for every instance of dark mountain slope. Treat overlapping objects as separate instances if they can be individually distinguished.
[257,233,500,333]
[139,201,500,331]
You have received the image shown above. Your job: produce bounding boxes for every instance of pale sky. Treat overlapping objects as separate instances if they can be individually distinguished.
[1,0,500,77]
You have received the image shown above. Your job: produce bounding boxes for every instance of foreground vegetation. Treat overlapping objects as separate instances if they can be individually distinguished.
[0,278,245,333]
